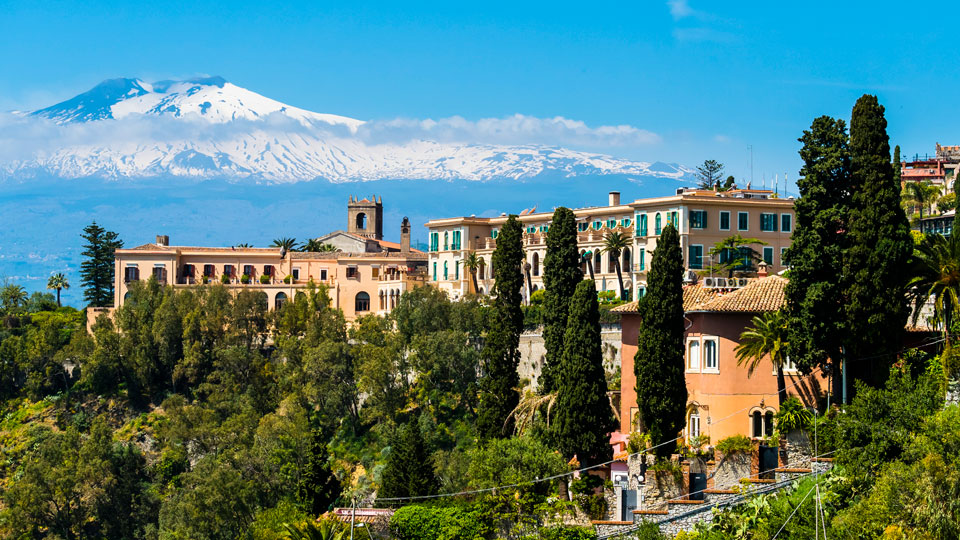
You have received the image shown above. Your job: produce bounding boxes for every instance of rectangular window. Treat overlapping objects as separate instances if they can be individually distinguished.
[638,214,648,236]
[372,266,379,278]
[243,265,255,277]
[492,230,499,239]
[607,219,617,229]
[689,210,707,229]
[454,260,460,280]
[621,218,632,228]
[760,213,777,232]
[593,221,603,230]
[669,211,679,228]
[578,222,588,233]
[292,267,300,281]
[738,212,749,231]
[346,266,359,278]
[263,265,274,276]
[203,264,215,277]
[704,339,718,370]
[689,244,704,269]
[319,269,328,281]
[433,262,437,281]
[638,250,645,271]
[781,213,793,233]
[688,340,700,371]
[124,265,139,282]
[430,232,439,252]
[763,247,774,265]
[223,265,234,278]
[720,211,730,231]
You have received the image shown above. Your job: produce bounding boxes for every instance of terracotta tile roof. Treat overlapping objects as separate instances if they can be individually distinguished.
[693,275,788,313]
[613,450,630,462]
[609,284,721,314]
[124,244,279,254]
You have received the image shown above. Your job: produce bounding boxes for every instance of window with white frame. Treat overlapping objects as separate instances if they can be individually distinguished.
[292,267,300,281]
[704,339,718,370]
[719,211,730,231]
[319,268,328,281]
[687,411,701,439]
[688,340,701,371]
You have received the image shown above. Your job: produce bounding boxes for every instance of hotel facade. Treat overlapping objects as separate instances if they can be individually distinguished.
[100,197,428,325]
[424,188,796,301]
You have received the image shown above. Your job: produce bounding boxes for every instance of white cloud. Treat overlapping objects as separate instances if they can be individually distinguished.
[667,0,694,19]
[713,134,731,143]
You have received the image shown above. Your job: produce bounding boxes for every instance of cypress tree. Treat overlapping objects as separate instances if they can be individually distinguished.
[784,115,852,399]
[634,223,687,459]
[80,222,123,307]
[477,215,524,440]
[554,280,615,466]
[844,95,912,386]
[298,425,341,515]
[378,421,437,500]
[540,207,581,393]
[893,144,902,184]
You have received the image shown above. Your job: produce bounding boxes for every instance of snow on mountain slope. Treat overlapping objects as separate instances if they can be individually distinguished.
[7,77,691,183]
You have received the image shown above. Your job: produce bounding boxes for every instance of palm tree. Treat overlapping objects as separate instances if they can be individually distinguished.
[463,252,481,294]
[903,181,939,222]
[271,237,299,251]
[524,262,534,304]
[602,231,631,300]
[235,243,253,248]
[283,519,346,540]
[0,284,28,314]
[583,251,596,281]
[735,310,789,407]
[908,233,960,342]
[301,238,340,252]
[46,273,69,307]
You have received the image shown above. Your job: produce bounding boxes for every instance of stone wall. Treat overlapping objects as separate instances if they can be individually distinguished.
[781,430,812,469]
[518,324,621,388]
[712,451,751,489]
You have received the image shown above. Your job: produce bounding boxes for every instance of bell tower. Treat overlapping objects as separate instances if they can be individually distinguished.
[348,195,383,240]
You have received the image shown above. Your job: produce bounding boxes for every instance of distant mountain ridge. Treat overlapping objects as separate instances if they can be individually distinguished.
[6,76,692,183]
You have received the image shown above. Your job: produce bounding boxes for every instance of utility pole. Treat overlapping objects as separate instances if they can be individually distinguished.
[349,497,356,540]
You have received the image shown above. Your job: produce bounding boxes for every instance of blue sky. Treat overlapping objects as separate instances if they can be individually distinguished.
[1,0,957,185]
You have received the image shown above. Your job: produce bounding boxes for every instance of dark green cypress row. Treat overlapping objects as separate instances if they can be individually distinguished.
[554,280,615,466]
[844,95,912,386]
[634,223,687,459]
[784,116,852,399]
[893,144,901,184]
[477,215,524,440]
[539,207,581,394]
[378,421,437,499]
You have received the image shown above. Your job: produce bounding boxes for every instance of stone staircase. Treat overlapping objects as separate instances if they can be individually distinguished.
[593,459,833,538]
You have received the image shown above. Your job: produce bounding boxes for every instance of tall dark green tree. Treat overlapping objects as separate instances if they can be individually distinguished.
[634,223,687,459]
[477,215,524,439]
[378,421,437,500]
[695,159,725,190]
[893,144,902,184]
[540,207,581,393]
[784,116,852,398]
[80,222,123,307]
[298,424,341,515]
[844,95,912,386]
[553,280,616,466]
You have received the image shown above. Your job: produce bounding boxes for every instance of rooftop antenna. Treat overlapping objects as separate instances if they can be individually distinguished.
[762,172,766,190]
[774,173,779,197]
[748,145,754,186]
[784,173,789,197]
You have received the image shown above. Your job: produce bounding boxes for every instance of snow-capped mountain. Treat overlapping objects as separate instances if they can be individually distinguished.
[5,77,691,183]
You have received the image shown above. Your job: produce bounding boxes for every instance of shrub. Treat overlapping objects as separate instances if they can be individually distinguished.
[220,274,230,284]
[389,505,485,540]
[538,526,598,540]
[241,274,251,284]
[259,275,271,284]
[626,431,649,454]
[283,275,292,284]
[775,396,813,433]
[716,434,753,455]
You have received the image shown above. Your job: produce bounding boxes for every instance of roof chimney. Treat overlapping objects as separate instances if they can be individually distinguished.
[156,235,169,247]
[757,261,769,277]
[609,191,621,206]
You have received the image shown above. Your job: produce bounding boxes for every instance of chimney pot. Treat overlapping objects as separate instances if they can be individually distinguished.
[609,191,621,206]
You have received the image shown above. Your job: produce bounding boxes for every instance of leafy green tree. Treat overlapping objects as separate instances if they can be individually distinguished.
[939,192,957,214]
[553,280,616,466]
[784,115,852,394]
[844,95,913,386]
[903,181,940,221]
[80,221,123,307]
[46,272,70,307]
[478,215,524,440]
[601,231,631,301]
[695,159,725,190]
[735,310,790,407]
[466,436,568,496]
[705,234,767,278]
[634,223,687,458]
[540,207,581,394]
[379,421,437,500]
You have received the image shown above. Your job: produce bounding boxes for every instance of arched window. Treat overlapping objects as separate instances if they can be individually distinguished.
[752,411,763,438]
[594,251,602,274]
[355,292,370,312]
[379,291,385,310]
[443,232,449,250]
[622,248,631,272]
[479,287,485,294]
[532,252,540,276]
[764,411,775,437]
[275,292,287,310]
[356,212,367,230]
[688,340,700,370]
[655,213,662,235]
[580,251,588,274]
[532,284,539,291]
[751,409,776,438]
[478,260,486,280]
[704,339,718,370]
[608,250,617,272]
[443,261,449,280]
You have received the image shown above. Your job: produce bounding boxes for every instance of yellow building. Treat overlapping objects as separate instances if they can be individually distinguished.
[425,188,795,301]
[97,198,427,328]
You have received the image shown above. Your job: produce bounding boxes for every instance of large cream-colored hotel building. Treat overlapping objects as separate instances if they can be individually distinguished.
[425,188,795,300]
[104,188,795,324]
